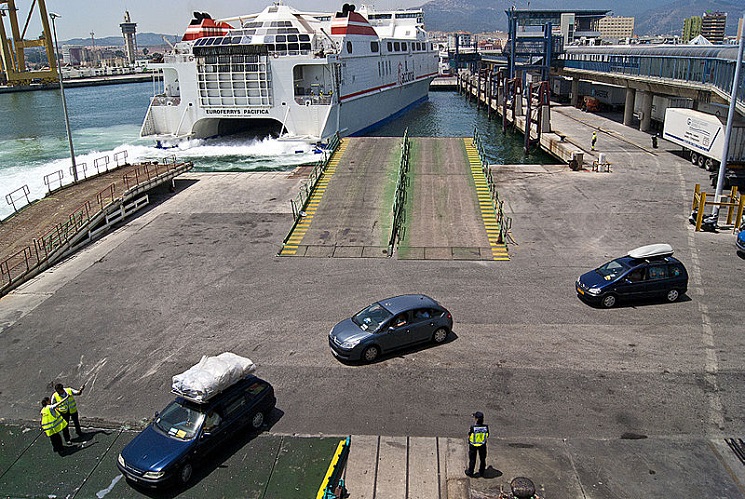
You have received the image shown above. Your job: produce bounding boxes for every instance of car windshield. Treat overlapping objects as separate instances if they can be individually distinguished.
[595,258,629,280]
[352,303,393,332]
[154,401,205,440]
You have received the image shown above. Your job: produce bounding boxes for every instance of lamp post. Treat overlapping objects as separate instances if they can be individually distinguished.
[49,12,78,183]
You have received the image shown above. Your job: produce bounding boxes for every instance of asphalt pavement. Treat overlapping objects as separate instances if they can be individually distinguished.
[1,105,745,498]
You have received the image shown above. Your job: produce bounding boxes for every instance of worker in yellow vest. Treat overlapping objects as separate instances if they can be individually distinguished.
[465,411,489,477]
[52,383,85,437]
[40,397,71,454]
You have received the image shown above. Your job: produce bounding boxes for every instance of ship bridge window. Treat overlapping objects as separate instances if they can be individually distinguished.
[394,42,400,51]
[371,41,379,52]
[299,34,310,42]
[276,35,286,42]
[402,42,407,51]
[369,13,392,20]
[243,21,262,28]
[387,42,392,52]
[270,21,293,27]
[287,35,298,42]
[232,36,242,44]
[346,41,353,54]
[395,12,421,19]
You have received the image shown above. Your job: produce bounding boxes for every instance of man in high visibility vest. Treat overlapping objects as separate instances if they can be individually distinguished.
[52,383,85,437]
[40,397,71,454]
[465,411,489,477]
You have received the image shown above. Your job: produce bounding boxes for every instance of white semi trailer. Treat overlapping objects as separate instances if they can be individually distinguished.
[663,108,745,187]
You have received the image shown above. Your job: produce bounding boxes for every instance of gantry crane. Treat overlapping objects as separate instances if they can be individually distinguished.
[0,0,57,85]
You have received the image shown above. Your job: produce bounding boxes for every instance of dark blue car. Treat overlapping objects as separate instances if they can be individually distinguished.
[117,375,275,488]
[576,244,688,308]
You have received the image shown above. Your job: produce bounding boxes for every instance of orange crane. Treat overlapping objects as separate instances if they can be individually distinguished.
[0,0,57,85]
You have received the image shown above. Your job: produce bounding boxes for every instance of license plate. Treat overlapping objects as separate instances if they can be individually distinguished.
[577,287,584,295]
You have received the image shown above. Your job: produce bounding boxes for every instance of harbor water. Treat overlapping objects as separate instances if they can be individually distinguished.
[0,81,553,220]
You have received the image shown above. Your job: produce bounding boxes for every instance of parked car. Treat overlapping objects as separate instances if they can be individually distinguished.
[117,375,276,488]
[576,244,688,308]
[737,222,745,255]
[329,294,453,362]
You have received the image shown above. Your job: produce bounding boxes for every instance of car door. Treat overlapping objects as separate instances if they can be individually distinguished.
[410,308,436,343]
[377,312,415,351]
[645,263,669,297]
[612,267,646,299]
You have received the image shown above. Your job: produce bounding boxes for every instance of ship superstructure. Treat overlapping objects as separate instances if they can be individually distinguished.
[140,3,438,145]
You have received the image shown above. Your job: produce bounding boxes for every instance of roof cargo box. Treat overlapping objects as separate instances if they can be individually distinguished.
[172,352,256,403]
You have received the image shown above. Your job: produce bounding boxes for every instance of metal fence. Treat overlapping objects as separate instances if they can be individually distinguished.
[473,128,512,244]
[289,134,341,221]
[388,128,411,254]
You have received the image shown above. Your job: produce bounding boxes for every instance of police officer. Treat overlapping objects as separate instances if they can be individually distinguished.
[40,397,71,454]
[52,383,85,436]
[466,411,489,477]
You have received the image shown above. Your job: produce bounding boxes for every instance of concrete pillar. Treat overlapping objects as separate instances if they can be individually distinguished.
[570,77,579,107]
[638,91,653,132]
[623,87,635,126]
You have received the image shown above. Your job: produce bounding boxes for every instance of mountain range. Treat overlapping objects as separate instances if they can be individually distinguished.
[62,0,743,47]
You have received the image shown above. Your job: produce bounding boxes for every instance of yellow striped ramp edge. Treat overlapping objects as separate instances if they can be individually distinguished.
[279,140,347,256]
[463,138,509,261]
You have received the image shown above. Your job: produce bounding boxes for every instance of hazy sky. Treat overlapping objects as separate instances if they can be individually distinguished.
[37,0,425,40]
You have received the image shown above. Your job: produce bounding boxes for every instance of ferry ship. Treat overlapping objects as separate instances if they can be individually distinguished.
[140,3,438,146]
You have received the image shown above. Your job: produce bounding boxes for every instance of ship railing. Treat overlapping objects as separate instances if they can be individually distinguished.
[294,94,333,106]
[473,127,512,244]
[388,128,411,255]
[151,95,181,107]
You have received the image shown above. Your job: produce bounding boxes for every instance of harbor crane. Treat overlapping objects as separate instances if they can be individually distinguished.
[0,0,57,85]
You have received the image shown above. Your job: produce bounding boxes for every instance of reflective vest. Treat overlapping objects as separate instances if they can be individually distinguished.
[469,425,489,447]
[40,406,68,437]
[52,388,77,414]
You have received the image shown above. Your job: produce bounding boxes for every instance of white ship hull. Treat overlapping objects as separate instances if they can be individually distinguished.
[141,4,438,145]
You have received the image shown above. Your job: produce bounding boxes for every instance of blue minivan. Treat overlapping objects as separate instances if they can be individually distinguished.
[117,375,275,488]
[576,244,688,308]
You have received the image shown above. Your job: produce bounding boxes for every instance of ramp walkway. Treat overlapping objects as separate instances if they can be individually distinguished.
[281,137,509,261]
[398,138,507,260]
[287,137,400,258]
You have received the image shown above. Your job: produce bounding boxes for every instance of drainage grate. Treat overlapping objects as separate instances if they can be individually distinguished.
[725,438,745,465]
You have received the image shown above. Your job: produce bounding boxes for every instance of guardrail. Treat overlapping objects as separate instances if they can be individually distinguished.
[473,128,512,244]
[316,436,350,499]
[691,184,744,231]
[4,185,31,214]
[289,134,341,221]
[388,128,411,255]
[2,149,134,222]
[1,155,188,293]
[122,156,180,190]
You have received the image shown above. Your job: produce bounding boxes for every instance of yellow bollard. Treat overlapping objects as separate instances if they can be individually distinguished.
[692,184,701,213]
[695,192,707,232]
[726,186,738,226]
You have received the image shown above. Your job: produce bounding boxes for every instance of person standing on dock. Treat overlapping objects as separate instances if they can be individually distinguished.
[466,411,489,477]
[591,131,598,151]
[40,397,71,454]
[52,383,85,437]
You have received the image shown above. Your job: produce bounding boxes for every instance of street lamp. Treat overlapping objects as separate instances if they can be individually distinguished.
[49,12,78,183]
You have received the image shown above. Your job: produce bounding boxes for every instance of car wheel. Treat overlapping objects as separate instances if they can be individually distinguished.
[666,289,680,303]
[704,158,716,171]
[601,294,617,308]
[697,155,705,168]
[432,328,448,344]
[251,411,264,430]
[362,346,380,363]
[179,462,193,485]
[690,152,698,165]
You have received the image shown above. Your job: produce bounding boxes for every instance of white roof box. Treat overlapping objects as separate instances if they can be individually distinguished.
[172,352,256,403]
[627,243,673,259]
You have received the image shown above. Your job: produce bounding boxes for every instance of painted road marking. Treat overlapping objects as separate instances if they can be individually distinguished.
[279,139,348,256]
[463,138,509,261]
